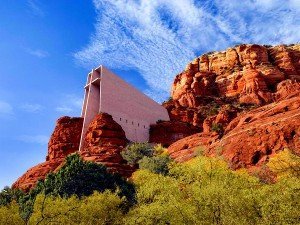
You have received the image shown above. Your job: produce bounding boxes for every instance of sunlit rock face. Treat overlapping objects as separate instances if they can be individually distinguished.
[166,44,300,172]
[13,113,134,191]
[172,44,300,108]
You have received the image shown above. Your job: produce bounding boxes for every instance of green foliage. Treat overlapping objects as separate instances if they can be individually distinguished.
[29,192,125,225]
[162,96,173,104]
[139,155,171,175]
[0,202,23,225]
[211,122,224,134]
[127,156,300,225]
[43,154,135,202]
[121,143,154,166]
[263,44,273,48]
[122,143,173,175]
[14,154,135,224]
[267,148,300,179]
[0,186,23,206]
[208,102,220,116]
[1,155,299,224]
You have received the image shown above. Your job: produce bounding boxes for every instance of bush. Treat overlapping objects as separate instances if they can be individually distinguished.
[121,143,154,166]
[29,192,124,225]
[267,148,300,179]
[0,187,23,206]
[139,155,171,175]
[211,122,224,134]
[0,202,23,225]
[43,154,135,202]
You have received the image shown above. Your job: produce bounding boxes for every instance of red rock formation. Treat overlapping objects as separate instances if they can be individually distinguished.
[12,160,63,192]
[168,44,300,136]
[13,117,83,191]
[149,121,200,147]
[168,133,219,162]
[210,95,300,169]
[13,114,134,191]
[47,116,83,160]
[166,43,300,173]
[172,44,300,107]
[80,113,134,177]
[168,92,300,170]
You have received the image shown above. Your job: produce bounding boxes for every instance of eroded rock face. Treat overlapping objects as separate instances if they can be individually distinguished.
[80,113,134,177]
[168,94,300,170]
[13,113,134,191]
[213,95,300,169]
[13,116,83,191]
[172,44,300,108]
[149,121,200,147]
[47,116,83,160]
[166,43,300,172]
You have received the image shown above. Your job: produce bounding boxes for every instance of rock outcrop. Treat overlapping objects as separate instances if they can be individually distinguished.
[13,117,83,191]
[171,44,300,111]
[149,121,200,147]
[80,113,134,177]
[166,43,300,172]
[47,116,83,160]
[13,114,134,191]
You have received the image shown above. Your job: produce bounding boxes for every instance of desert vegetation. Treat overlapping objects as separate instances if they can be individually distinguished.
[1,147,299,225]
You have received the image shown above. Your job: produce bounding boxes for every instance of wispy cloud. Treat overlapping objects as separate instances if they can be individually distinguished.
[26,48,49,58]
[27,0,45,17]
[55,94,83,115]
[0,100,13,118]
[75,0,300,102]
[17,135,49,145]
[20,103,43,113]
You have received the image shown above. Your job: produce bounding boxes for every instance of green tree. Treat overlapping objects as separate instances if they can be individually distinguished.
[0,186,23,206]
[267,148,300,179]
[121,143,154,166]
[0,202,23,225]
[29,192,125,225]
[43,154,135,202]
[139,155,171,175]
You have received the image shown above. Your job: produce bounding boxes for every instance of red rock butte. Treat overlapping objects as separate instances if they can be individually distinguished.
[13,43,300,191]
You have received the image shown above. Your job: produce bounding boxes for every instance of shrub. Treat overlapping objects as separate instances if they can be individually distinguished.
[16,154,135,223]
[208,103,220,116]
[267,148,300,179]
[43,154,135,202]
[0,187,23,206]
[29,192,124,225]
[139,155,171,175]
[211,122,224,134]
[121,143,154,166]
[0,202,23,225]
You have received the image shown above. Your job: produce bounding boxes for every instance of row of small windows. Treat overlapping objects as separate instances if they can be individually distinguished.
[119,117,147,129]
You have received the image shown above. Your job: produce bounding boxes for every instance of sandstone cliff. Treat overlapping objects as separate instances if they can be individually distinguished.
[13,116,83,191]
[13,113,134,191]
[165,43,300,173]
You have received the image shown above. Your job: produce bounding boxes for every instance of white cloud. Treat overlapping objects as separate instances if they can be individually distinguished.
[55,94,83,115]
[0,101,13,118]
[26,49,49,58]
[75,0,300,101]
[18,135,49,145]
[55,106,73,114]
[20,103,42,113]
[27,0,45,17]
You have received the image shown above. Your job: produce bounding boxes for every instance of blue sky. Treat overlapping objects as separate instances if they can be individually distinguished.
[0,0,299,189]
